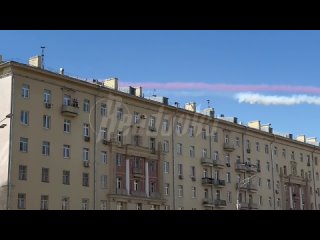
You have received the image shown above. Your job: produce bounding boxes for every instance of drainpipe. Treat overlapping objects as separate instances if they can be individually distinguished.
[208,121,213,210]
[171,110,176,210]
[93,95,97,210]
[241,131,246,204]
[311,148,317,209]
[270,139,276,210]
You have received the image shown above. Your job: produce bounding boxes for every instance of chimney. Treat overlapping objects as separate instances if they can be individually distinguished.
[185,102,196,112]
[248,120,261,130]
[29,56,42,68]
[0,54,2,63]
[296,135,306,143]
[134,86,143,97]
[59,68,64,75]
[103,77,118,90]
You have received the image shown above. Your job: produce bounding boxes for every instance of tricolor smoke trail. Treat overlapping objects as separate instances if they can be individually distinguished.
[120,82,320,95]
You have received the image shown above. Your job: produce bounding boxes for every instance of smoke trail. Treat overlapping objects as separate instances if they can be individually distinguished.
[235,93,320,105]
[120,82,320,95]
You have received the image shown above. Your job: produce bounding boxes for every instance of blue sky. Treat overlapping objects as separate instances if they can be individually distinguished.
[1,30,320,139]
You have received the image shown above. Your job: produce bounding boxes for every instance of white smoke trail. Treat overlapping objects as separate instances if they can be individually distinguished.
[235,93,320,106]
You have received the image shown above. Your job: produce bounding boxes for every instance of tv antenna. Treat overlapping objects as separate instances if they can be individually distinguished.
[41,46,45,69]
[152,89,156,97]
[207,99,210,108]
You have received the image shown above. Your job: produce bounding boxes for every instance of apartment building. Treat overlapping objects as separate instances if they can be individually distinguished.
[1,54,320,210]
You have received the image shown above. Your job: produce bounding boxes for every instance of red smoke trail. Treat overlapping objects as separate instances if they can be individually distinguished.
[120,82,320,94]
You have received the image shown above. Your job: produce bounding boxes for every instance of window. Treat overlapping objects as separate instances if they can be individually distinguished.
[275,164,279,173]
[282,149,286,158]
[100,175,107,189]
[236,155,241,163]
[246,140,251,150]
[117,131,123,143]
[63,95,71,106]
[133,135,140,146]
[276,181,280,189]
[283,166,287,175]
[235,137,240,147]
[227,191,232,203]
[299,153,303,162]
[226,172,231,183]
[177,143,182,155]
[133,112,140,124]
[213,132,218,142]
[100,200,107,210]
[43,89,51,103]
[267,179,271,189]
[192,187,196,198]
[190,166,196,178]
[20,111,29,125]
[265,145,269,154]
[22,84,30,98]
[81,199,89,210]
[101,151,107,164]
[273,146,278,156]
[225,134,229,143]
[315,157,318,166]
[100,127,107,140]
[258,178,262,187]
[150,160,156,173]
[83,148,89,162]
[150,182,156,193]
[268,197,272,207]
[40,195,49,210]
[203,168,208,178]
[178,164,183,176]
[316,172,319,181]
[176,123,182,134]
[178,185,183,197]
[307,155,311,166]
[276,198,280,208]
[18,165,27,180]
[163,140,169,152]
[301,169,305,178]
[63,119,71,133]
[149,116,155,128]
[189,146,195,158]
[204,189,208,199]
[291,151,295,160]
[41,168,49,183]
[101,103,107,117]
[82,173,89,187]
[83,99,90,112]
[162,119,169,131]
[116,153,122,166]
[259,196,263,206]
[257,160,261,171]
[225,154,230,164]
[133,180,139,191]
[83,123,89,137]
[164,161,169,173]
[19,137,28,152]
[202,148,207,158]
[116,201,125,210]
[189,126,194,137]
[149,137,156,150]
[42,141,50,156]
[17,193,26,209]
[116,177,122,189]
[136,203,142,210]
[267,162,270,171]
[62,197,69,210]
[201,128,206,140]
[150,204,160,210]
[213,151,219,161]
[63,145,70,158]
[63,170,70,185]
[256,142,260,152]
[117,108,123,120]
[164,183,169,195]
[43,115,51,129]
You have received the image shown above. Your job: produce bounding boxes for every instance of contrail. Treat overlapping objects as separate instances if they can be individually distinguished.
[235,93,320,105]
[120,82,320,95]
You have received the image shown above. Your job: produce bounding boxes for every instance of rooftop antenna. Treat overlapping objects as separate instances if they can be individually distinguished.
[207,99,210,108]
[41,46,45,69]
[152,89,156,97]
[174,102,179,108]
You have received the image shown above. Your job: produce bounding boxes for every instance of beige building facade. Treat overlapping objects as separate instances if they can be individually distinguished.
[1,55,320,210]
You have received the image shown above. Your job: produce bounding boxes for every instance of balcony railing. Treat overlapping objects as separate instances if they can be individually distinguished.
[247,164,258,173]
[131,191,146,197]
[202,177,214,185]
[239,202,249,209]
[237,183,258,192]
[223,142,235,152]
[132,167,144,176]
[116,188,128,195]
[214,199,227,207]
[213,179,226,187]
[212,159,225,168]
[248,202,258,209]
[61,105,79,117]
[201,158,213,166]
[235,163,247,172]
[150,192,161,199]
[202,198,214,206]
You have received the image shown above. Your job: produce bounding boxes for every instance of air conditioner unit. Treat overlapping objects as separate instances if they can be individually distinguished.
[140,114,146,119]
[45,103,52,109]
[191,176,196,181]
[226,163,231,167]
[83,161,90,167]
[149,126,156,132]
[102,140,109,145]
[84,136,90,142]
[178,175,184,179]
[247,148,251,153]
[275,190,279,194]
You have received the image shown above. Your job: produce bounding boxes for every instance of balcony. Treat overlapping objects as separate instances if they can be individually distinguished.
[150,192,161,199]
[131,191,146,197]
[201,158,213,166]
[214,199,227,207]
[202,177,214,185]
[116,188,128,195]
[61,105,79,117]
[237,183,258,192]
[235,163,247,172]
[212,159,225,168]
[132,167,144,177]
[202,198,214,207]
[148,126,157,132]
[84,136,90,142]
[239,202,249,210]
[223,142,235,152]
[247,164,258,173]
[248,202,258,209]
[213,179,226,188]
